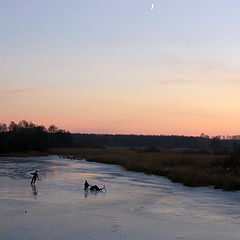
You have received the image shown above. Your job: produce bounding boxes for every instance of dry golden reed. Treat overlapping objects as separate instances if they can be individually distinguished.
[49,147,240,191]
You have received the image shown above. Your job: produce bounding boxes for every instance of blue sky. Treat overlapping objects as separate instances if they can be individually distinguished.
[1,0,240,135]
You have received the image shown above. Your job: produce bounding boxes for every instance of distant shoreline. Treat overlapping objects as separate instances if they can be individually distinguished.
[0,151,49,157]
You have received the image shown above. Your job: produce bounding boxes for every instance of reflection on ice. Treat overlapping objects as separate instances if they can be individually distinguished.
[1,156,240,240]
[83,189,106,199]
[84,189,88,198]
[31,184,38,199]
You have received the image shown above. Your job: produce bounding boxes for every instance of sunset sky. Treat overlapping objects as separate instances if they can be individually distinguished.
[1,0,240,136]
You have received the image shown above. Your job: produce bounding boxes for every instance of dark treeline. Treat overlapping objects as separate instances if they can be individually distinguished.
[0,120,73,153]
[72,133,239,153]
[1,120,239,154]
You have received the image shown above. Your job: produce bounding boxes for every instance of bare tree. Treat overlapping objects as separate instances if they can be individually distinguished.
[8,121,18,132]
[0,123,7,132]
[18,120,29,128]
[48,125,58,133]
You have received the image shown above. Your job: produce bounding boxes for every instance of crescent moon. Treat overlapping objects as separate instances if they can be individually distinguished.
[150,3,154,10]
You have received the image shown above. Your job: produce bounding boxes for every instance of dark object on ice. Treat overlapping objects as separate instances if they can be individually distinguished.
[31,170,39,185]
[90,185,101,191]
[84,180,89,190]
[24,211,27,213]
[89,185,105,191]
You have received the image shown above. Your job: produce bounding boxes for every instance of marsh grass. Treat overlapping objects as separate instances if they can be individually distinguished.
[49,147,240,191]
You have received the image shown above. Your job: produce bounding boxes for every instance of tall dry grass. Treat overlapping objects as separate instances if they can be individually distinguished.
[49,147,240,191]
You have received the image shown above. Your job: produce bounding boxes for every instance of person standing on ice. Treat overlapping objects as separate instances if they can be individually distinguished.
[30,170,39,185]
[84,180,89,190]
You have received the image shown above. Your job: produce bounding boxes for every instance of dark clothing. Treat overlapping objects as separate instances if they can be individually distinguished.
[31,172,39,185]
[84,181,89,190]
[90,185,101,191]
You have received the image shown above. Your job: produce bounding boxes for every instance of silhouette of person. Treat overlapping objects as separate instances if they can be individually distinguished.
[84,180,89,190]
[31,170,39,185]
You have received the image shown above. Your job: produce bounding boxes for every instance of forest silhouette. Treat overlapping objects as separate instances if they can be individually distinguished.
[0,120,72,153]
[0,120,239,154]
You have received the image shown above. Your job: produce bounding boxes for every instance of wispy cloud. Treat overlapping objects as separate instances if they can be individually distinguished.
[0,88,47,95]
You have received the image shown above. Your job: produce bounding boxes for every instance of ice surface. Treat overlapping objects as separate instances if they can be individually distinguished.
[1,156,240,240]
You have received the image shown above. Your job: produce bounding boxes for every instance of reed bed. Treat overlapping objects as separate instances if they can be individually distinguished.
[49,147,240,191]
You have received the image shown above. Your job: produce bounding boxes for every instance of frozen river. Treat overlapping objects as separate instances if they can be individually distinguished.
[1,156,240,240]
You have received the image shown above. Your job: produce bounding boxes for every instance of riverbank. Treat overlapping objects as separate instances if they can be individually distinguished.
[1,156,240,240]
[47,147,240,191]
[0,151,49,157]
[1,147,239,191]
